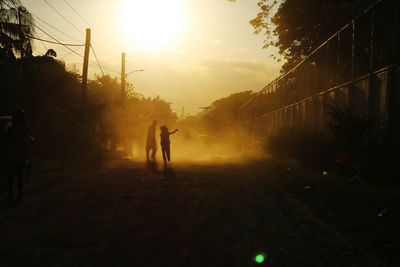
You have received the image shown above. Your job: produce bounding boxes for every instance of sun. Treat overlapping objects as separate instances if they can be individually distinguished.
[119,0,184,51]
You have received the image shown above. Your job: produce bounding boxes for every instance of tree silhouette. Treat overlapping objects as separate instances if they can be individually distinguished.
[250,0,373,71]
[0,0,35,60]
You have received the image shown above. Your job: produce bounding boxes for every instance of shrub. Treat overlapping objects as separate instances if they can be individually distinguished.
[266,105,400,184]
[266,127,338,170]
[327,106,400,183]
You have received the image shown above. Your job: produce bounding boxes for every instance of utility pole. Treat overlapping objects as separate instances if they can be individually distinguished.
[121,52,126,104]
[181,106,185,120]
[81,28,91,109]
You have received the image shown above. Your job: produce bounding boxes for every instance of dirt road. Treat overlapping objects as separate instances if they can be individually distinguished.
[0,159,384,266]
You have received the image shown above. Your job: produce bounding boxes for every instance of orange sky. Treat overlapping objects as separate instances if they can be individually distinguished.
[22,0,282,115]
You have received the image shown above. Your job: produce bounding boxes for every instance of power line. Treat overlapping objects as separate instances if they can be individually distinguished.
[2,0,82,58]
[32,15,81,58]
[91,40,120,59]
[90,44,104,76]
[62,0,92,28]
[64,0,120,50]
[32,25,84,58]
[97,64,120,76]
[43,0,122,73]
[39,39,48,50]
[34,14,81,43]
[3,0,120,76]
[29,21,84,58]
[59,46,82,60]
[32,46,41,55]
[64,0,119,56]
[62,0,121,53]
[32,13,90,60]
[28,35,84,46]
[43,0,85,37]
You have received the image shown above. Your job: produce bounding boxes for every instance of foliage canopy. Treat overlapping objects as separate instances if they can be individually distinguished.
[250,0,372,71]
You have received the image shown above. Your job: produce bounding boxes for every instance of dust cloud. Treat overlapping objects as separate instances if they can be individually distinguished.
[121,120,266,164]
[97,93,266,164]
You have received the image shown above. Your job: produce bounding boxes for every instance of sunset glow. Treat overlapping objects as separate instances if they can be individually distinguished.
[21,0,281,112]
[118,0,184,51]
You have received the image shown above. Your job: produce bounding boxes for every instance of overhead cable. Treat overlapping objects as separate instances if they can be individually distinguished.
[28,35,84,46]
[90,44,105,76]
[43,0,85,37]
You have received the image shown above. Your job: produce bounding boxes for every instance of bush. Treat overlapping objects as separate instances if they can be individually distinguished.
[357,129,400,183]
[328,106,400,183]
[266,127,338,170]
[266,105,400,184]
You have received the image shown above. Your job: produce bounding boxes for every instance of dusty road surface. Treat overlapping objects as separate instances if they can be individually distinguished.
[0,159,384,267]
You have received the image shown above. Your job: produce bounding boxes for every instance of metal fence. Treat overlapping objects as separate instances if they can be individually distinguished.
[240,0,400,137]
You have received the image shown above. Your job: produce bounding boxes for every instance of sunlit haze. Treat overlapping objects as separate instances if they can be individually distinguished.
[118,0,185,51]
[21,0,282,114]
[2,1,399,265]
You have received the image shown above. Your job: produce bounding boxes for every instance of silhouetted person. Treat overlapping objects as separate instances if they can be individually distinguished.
[146,120,158,161]
[160,125,178,165]
[6,109,34,203]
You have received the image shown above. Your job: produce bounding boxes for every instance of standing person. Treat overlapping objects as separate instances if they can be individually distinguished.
[160,125,178,166]
[146,120,158,161]
[6,109,34,203]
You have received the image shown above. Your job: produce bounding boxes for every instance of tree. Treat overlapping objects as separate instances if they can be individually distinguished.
[0,0,34,60]
[89,74,121,105]
[202,91,253,131]
[250,0,373,71]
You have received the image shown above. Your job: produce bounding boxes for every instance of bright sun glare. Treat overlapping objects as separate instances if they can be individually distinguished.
[119,0,184,51]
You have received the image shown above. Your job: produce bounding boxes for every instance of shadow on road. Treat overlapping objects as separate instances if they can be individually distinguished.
[163,166,175,179]
[146,160,159,173]
[146,160,176,179]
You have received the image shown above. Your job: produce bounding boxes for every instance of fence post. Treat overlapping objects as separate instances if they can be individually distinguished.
[388,0,399,130]
[369,12,375,73]
[348,20,356,115]
[368,10,375,120]
[337,32,341,84]
[326,42,330,89]
[392,0,399,62]
[351,20,355,80]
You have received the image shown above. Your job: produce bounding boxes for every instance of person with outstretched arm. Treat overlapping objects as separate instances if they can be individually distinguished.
[159,125,178,166]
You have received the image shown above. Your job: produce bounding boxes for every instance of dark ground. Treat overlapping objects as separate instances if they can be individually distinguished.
[0,158,397,267]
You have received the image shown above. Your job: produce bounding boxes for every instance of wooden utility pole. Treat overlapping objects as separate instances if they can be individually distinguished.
[181,106,185,120]
[81,28,91,108]
[121,52,126,104]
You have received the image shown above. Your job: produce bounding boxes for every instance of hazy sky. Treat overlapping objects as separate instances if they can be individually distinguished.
[21,0,282,114]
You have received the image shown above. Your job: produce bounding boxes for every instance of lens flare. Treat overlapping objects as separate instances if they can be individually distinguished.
[255,253,266,264]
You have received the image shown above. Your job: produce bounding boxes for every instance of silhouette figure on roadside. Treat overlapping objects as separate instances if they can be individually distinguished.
[160,125,178,166]
[6,109,34,203]
[146,120,158,161]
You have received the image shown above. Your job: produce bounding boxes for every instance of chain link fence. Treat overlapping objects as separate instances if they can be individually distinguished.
[240,0,400,137]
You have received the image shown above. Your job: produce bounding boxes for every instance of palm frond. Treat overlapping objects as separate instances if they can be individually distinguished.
[0,1,35,58]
